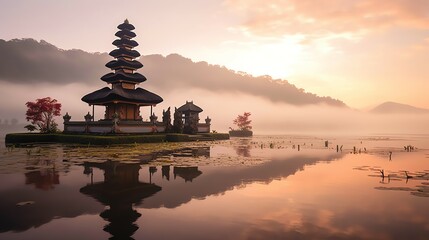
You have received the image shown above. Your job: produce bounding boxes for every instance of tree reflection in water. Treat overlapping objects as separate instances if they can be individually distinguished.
[234,138,252,157]
[25,157,60,190]
[25,169,59,190]
[80,161,161,240]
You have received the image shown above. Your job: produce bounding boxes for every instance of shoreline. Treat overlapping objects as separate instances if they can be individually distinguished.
[5,132,230,146]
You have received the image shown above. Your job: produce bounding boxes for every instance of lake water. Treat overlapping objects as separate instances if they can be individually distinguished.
[1,135,429,240]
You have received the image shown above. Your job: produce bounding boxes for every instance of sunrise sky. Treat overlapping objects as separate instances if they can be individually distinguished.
[1,0,429,109]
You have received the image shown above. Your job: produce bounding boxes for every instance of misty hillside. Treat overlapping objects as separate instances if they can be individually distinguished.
[370,102,429,114]
[0,39,109,83]
[0,38,346,107]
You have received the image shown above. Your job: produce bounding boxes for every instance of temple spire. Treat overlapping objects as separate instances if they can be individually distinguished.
[81,20,163,121]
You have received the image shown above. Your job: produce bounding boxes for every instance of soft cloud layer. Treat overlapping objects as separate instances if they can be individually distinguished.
[225,0,429,38]
[218,0,429,109]
[0,39,345,107]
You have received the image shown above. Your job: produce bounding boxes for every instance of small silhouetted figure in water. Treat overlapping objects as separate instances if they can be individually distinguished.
[405,171,413,179]
[379,169,385,178]
[379,169,391,183]
[405,171,413,183]
[297,145,300,151]
[336,145,339,152]
[389,151,392,161]
[325,140,329,148]
[404,145,415,152]
[340,145,343,151]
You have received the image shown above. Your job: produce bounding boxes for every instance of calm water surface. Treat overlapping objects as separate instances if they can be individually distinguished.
[0,135,429,239]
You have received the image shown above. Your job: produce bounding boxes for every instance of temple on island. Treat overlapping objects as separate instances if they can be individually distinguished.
[63,20,211,134]
[82,19,162,121]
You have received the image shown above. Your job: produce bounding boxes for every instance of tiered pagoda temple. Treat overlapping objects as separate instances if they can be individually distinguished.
[63,20,211,134]
[82,19,163,121]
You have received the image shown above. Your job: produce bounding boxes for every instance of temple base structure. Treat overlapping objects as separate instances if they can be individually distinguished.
[64,119,210,134]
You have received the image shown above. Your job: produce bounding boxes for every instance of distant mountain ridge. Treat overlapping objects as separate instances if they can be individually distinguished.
[0,38,346,107]
[370,101,429,114]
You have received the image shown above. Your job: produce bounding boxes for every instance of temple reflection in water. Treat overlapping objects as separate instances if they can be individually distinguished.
[173,166,202,182]
[80,161,161,240]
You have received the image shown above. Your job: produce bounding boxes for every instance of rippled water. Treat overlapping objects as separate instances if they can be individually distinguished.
[1,135,429,239]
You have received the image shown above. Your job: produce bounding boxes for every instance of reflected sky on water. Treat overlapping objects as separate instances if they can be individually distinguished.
[1,135,429,239]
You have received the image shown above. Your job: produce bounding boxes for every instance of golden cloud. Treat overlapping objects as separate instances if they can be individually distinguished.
[225,0,429,37]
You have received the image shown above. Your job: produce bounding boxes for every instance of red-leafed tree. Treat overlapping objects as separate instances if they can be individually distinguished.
[25,97,62,133]
[233,112,252,131]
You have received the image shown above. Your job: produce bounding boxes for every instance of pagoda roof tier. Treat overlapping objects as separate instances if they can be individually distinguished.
[177,101,203,113]
[117,20,135,31]
[82,87,163,105]
[101,71,147,84]
[115,30,137,39]
[109,48,140,58]
[112,38,138,48]
[106,59,143,70]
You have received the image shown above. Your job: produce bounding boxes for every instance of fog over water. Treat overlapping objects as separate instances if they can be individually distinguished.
[1,81,428,135]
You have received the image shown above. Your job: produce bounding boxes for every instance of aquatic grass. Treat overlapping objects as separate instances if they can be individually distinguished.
[375,186,415,191]
[3,135,408,175]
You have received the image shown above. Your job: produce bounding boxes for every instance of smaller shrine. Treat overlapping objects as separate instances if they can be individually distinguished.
[175,101,211,134]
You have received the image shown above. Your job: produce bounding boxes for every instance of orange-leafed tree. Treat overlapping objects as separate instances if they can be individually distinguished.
[25,97,62,133]
[233,112,252,131]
